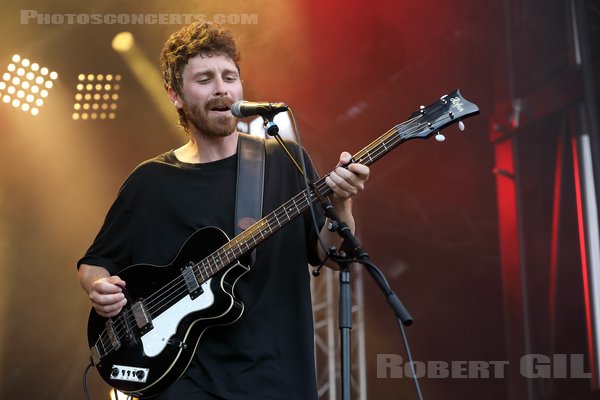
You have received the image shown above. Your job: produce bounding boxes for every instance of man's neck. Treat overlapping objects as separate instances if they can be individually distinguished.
[175,131,239,164]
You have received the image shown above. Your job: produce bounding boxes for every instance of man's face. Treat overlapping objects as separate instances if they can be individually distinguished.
[175,53,243,137]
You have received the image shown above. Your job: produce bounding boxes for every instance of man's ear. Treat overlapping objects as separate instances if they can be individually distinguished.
[167,87,183,109]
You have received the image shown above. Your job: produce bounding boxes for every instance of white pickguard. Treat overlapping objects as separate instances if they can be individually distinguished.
[141,279,215,357]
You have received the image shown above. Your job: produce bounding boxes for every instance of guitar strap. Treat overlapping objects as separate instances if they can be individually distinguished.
[234,133,265,265]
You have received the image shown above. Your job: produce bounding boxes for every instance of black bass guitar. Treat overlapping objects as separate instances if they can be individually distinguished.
[87,89,479,397]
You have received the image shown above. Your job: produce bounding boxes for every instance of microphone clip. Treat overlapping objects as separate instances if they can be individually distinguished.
[263,119,279,137]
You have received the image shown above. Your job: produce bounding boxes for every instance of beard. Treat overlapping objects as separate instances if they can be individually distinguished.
[183,96,237,138]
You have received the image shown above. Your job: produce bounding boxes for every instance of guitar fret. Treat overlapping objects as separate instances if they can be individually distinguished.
[381,138,388,150]
[225,248,234,263]
[96,333,107,356]
[217,251,226,266]
[300,192,309,208]
[211,253,221,272]
[197,262,205,280]
[199,261,208,279]
[197,264,206,284]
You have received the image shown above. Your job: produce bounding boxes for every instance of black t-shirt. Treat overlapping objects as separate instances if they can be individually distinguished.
[79,138,324,399]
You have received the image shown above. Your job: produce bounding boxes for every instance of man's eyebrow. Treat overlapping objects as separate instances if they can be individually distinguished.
[190,68,239,78]
[190,70,213,78]
[221,68,240,76]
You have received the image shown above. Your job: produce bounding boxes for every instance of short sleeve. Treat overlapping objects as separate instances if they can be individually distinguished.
[76,172,139,275]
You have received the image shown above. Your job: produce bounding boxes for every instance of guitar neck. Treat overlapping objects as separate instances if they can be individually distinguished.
[196,89,479,280]
[195,122,415,280]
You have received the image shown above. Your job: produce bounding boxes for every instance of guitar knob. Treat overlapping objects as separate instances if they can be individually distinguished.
[136,370,146,380]
[111,367,119,377]
[458,120,465,131]
[435,133,446,142]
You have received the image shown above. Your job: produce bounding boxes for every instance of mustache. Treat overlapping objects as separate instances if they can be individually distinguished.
[205,97,234,110]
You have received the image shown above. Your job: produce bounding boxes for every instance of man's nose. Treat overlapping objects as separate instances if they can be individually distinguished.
[213,77,228,95]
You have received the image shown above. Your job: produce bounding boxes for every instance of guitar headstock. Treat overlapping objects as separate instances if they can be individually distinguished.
[401,89,480,142]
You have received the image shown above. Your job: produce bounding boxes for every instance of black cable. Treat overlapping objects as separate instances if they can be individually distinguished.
[286,109,333,269]
[397,318,424,400]
[82,361,94,400]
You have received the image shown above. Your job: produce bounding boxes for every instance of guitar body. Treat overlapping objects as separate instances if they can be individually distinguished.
[87,226,249,398]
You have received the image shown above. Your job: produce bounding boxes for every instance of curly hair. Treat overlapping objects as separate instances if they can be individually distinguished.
[159,21,241,132]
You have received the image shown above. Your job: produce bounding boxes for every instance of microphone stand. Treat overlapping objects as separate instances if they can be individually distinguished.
[262,113,414,400]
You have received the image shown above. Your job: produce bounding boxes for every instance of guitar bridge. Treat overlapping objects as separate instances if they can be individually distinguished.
[106,318,121,351]
[90,344,101,365]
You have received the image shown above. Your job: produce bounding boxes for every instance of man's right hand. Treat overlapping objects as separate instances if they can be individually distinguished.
[78,264,127,318]
[89,275,127,318]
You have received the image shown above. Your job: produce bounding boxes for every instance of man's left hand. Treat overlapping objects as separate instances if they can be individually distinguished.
[325,151,370,203]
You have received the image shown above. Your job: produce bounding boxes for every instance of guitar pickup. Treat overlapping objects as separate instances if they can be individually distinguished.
[131,300,153,335]
[182,264,204,300]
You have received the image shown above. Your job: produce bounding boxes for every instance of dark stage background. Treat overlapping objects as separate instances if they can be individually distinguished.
[0,0,599,399]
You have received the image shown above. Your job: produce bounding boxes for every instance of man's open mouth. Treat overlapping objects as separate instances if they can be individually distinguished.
[210,106,231,112]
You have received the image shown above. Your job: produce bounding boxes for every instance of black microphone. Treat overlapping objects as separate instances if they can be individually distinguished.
[230,100,289,118]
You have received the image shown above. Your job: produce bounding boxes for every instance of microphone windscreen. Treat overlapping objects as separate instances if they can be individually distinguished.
[230,100,246,118]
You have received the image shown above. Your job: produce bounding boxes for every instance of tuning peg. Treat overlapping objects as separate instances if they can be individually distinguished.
[435,133,446,142]
[458,120,465,131]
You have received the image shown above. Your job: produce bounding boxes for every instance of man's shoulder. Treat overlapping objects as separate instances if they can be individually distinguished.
[120,150,177,188]
[138,150,177,168]
[132,150,177,173]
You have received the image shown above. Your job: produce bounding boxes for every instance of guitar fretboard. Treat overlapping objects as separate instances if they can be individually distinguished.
[192,112,439,281]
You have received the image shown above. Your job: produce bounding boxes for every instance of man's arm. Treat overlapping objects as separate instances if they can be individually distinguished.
[78,263,127,318]
[317,152,370,268]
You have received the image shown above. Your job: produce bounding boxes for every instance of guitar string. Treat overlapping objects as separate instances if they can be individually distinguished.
[116,117,415,321]
[100,109,458,344]
[101,138,384,345]
[103,112,440,341]
[102,108,452,343]
[122,112,424,312]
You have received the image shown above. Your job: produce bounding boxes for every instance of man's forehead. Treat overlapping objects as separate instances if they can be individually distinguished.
[184,54,238,74]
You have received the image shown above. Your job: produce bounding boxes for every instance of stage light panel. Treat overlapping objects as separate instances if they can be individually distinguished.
[72,73,121,120]
[0,54,58,116]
